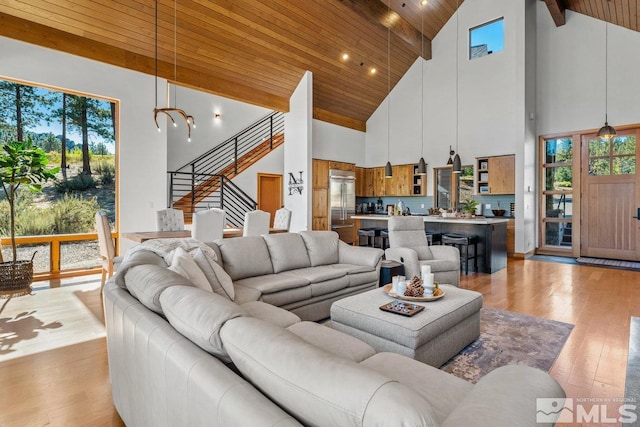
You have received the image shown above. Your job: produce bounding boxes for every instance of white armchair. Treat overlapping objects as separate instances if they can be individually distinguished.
[243,210,271,236]
[273,207,291,231]
[384,216,461,286]
[156,208,185,231]
[192,208,226,241]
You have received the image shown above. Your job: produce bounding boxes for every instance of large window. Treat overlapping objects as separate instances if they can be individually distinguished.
[433,165,474,211]
[469,18,504,60]
[540,137,573,249]
[588,135,636,176]
[0,77,117,275]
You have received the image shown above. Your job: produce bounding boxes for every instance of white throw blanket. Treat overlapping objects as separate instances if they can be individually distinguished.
[113,238,219,288]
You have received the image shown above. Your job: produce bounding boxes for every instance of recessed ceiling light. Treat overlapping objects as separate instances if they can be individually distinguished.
[214,112,221,119]
[342,53,349,60]
[420,0,428,6]
[370,67,377,75]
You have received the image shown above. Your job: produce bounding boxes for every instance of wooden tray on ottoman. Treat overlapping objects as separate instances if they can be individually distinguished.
[379,301,424,317]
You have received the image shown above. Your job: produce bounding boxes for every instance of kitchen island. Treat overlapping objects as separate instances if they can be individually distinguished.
[352,214,509,274]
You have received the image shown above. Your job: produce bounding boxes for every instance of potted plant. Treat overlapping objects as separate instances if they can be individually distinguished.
[461,198,479,218]
[0,138,59,296]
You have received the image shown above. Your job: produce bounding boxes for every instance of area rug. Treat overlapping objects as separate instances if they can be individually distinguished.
[625,317,640,427]
[440,307,573,383]
[577,257,640,271]
[0,281,105,362]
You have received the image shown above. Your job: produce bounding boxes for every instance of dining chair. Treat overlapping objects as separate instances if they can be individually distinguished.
[95,211,123,292]
[273,207,292,231]
[243,210,271,236]
[192,208,226,242]
[156,208,185,231]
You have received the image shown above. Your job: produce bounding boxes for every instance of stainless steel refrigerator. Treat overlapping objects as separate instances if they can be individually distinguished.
[329,169,356,244]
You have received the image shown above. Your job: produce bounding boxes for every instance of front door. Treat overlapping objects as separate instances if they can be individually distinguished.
[581,129,640,260]
[257,173,282,227]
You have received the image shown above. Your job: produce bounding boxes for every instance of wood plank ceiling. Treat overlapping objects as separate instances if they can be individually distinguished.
[0,0,637,132]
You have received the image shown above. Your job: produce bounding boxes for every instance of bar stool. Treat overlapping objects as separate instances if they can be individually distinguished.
[358,227,380,247]
[425,232,442,246]
[380,229,389,250]
[442,233,478,275]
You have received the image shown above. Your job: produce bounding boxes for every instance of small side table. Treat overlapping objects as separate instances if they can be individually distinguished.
[379,260,404,287]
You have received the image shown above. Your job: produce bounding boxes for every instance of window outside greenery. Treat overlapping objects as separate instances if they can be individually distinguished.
[0,78,116,270]
[588,135,636,176]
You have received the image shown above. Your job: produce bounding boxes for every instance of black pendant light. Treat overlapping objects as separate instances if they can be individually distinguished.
[597,0,616,140]
[416,2,427,176]
[452,0,462,174]
[384,4,393,179]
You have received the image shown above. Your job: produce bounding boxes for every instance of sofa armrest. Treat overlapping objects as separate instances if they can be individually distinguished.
[384,247,420,278]
[442,365,566,427]
[337,241,384,268]
[429,245,460,264]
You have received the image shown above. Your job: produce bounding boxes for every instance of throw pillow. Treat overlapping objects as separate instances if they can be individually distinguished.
[167,247,212,293]
[192,247,235,301]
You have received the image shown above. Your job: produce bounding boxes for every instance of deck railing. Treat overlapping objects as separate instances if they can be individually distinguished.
[0,232,118,281]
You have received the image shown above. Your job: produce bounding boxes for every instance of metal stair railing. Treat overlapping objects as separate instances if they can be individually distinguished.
[168,172,256,227]
[175,111,284,177]
[167,110,283,224]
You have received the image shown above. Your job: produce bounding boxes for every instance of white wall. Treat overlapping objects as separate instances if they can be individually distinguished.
[228,145,284,201]
[283,72,313,232]
[366,0,524,191]
[0,36,167,253]
[166,84,271,170]
[312,120,365,165]
[536,7,640,136]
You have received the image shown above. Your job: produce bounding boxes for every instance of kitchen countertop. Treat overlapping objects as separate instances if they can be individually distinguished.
[352,214,510,225]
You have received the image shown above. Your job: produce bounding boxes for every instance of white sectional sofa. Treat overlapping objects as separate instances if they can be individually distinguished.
[104,231,565,426]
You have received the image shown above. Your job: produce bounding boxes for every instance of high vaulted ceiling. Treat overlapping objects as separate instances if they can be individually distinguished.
[0,0,637,132]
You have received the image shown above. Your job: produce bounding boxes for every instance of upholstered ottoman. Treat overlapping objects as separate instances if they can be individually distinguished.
[330,285,483,367]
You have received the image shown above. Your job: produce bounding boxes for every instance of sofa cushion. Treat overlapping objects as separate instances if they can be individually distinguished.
[280,265,344,283]
[220,317,438,426]
[346,270,379,288]
[330,263,376,275]
[192,247,235,301]
[260,286,313,307]
[241,301,301,328]
[287,321,375,362]
[362,352,472,424]
[166,247,212,293]
[125,264,194,314]
[216,236,273,280]
[299,231,339,266]
[419,259,460,273]
[234,273,309,294]
[263,233,311,273]
[233,284,262,304]
[159,286,246,363]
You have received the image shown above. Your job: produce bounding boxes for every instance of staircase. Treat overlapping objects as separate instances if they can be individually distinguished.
[168,111,284,225]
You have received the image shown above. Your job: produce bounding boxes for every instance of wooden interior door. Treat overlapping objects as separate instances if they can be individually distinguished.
[257,173,282,227]
[581,130,640,260]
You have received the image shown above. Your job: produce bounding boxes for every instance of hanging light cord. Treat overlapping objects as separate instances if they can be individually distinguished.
[604,2,609,124]
[152,0,196,141]
[420,8,424,160]
[387,12,391,166]
[455,0,459,156]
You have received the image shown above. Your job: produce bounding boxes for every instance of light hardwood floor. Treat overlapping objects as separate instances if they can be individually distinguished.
[0,259,638,426]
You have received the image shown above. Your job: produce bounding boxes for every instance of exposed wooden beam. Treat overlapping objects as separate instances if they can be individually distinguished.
[339,0,432,60]
[543,0,566,27]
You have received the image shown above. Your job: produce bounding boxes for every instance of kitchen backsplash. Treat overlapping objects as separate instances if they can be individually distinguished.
[356,195,515,217]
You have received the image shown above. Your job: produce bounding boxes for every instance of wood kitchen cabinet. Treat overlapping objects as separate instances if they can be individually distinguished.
[328,161,355,172]
[355,167,366,196]
[476,155,515,195]
[312,159,330,230]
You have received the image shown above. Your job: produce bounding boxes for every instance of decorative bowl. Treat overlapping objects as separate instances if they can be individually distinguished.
[492,209,506,216]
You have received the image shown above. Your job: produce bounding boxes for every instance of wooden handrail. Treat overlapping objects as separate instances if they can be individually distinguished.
[0,232,119,281]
